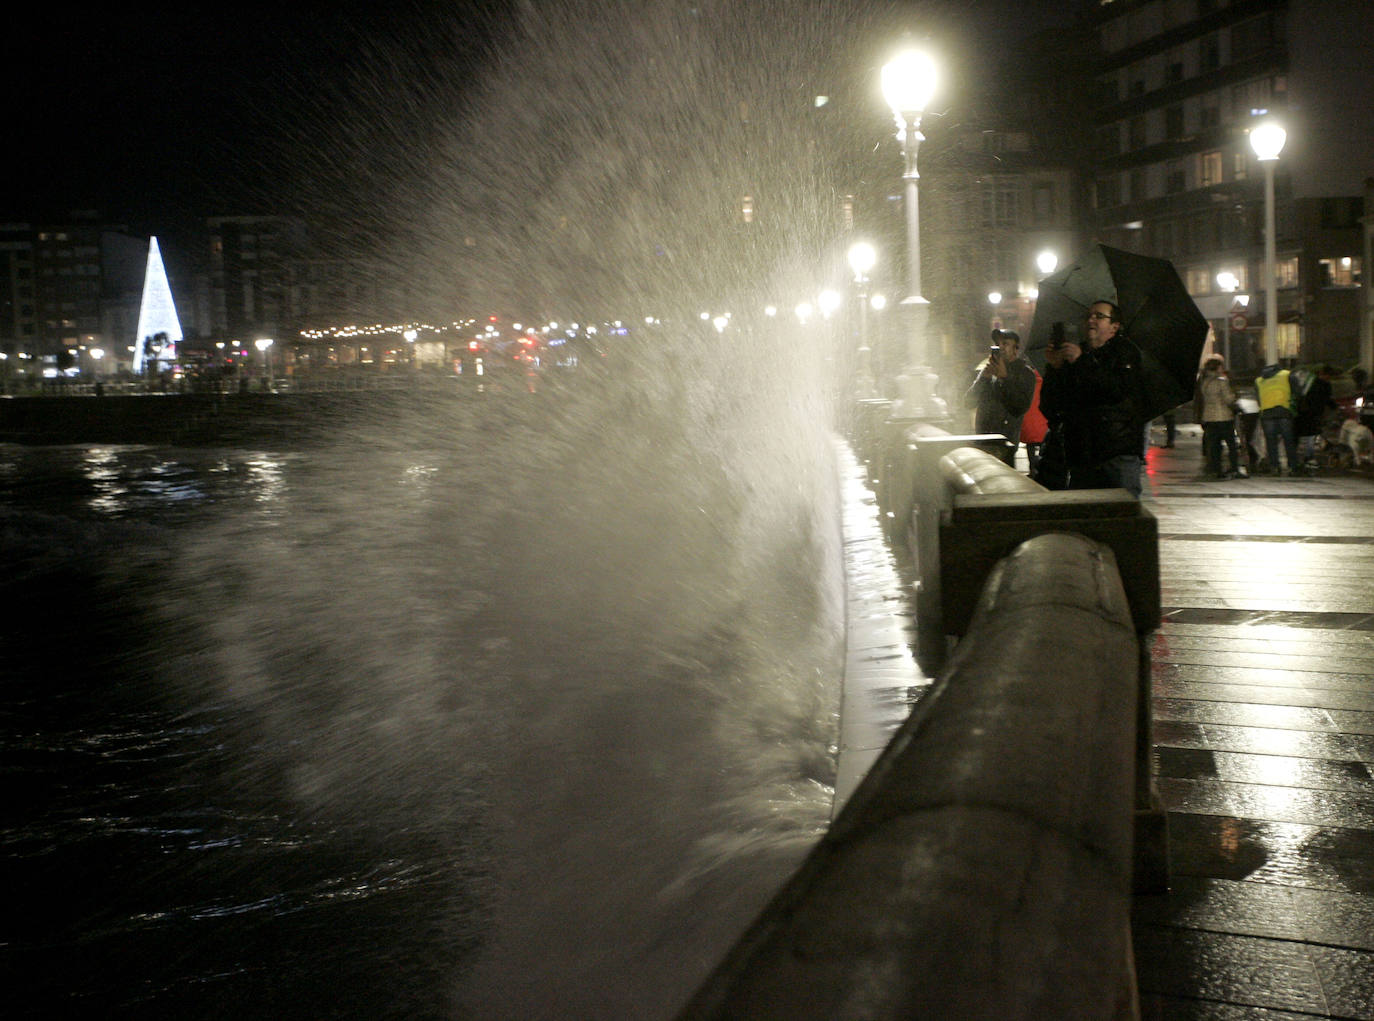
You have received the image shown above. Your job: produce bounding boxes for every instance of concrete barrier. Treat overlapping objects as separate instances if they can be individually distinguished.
[891,429,1014,669]
[680,532,1141,1020]
[929,444,1167,893]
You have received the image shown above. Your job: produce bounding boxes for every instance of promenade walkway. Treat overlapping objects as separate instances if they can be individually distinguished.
[836,427,1374,1018]
[1133,425,1374,1020]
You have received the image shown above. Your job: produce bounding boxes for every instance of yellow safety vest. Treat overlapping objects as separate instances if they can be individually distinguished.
[1256,370,1292,413]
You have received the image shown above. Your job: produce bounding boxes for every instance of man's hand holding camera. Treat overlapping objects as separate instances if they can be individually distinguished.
[983,345,1008,379]
[1047,339,1081,367]
[1044,321,1080,368]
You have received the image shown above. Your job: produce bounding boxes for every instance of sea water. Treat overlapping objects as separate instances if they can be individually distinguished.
[0,377,846,1019]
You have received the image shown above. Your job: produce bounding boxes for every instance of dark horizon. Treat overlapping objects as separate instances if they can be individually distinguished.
[5,1,1063,246]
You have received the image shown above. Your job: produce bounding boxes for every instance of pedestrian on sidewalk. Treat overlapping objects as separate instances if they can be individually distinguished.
[1040,301,1146,497]
[1256,363,1300,475]
[963,329,1036,466]
[1235,389,1261,472]
[1197,357,1240,478]
[1156,409,1177,447]
[1295,364,1336,469]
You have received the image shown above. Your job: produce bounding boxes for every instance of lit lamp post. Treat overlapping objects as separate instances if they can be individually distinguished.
[255,337,274,388]
[848,241,878,398]
[1036,250,1058,278]
[1216,270,1245,367]
[1249,119,1286,365]
[881,46,942,419]
[987,291,1002,332]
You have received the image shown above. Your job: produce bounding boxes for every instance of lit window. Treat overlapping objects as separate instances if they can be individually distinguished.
[1199,151,1223,187]
[1275,257,1299,287]
[1318,257,1361,287]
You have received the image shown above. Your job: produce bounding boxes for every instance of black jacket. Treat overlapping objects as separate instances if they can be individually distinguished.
[1040,334,1145,466]
[963,356,1036,442]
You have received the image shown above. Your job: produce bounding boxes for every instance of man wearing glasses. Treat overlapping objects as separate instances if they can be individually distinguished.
[1040,301,1146,497]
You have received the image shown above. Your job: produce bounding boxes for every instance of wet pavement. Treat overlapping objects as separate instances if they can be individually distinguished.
[838,427,1374,1018]
[1134,424,1374,1020]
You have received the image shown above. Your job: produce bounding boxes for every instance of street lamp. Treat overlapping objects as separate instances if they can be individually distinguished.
[255,337,274,388]
[1216,271,1247,367]
[1036,250,1058,277]
[1249,119,1286,365]
[848,241,878,398]
[881,45,942,419]
[879,43,945,420]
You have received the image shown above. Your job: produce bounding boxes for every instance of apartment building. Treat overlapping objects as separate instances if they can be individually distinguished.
[1088,0,1374,372]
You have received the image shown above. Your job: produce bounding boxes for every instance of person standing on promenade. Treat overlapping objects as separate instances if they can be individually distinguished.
[1295,364,1336,470]
[1197,357,1241,478]
[1235,388,1262,472]
[1039,301,1146,497]
[1256,362,1300,475]
[963,329,1036,467]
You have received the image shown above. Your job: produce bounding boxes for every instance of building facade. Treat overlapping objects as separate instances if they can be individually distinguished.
[923,126,1081,371]
[0,224,38,377]
[1088,0,1373,374]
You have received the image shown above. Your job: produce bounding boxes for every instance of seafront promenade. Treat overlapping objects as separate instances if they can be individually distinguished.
[834,424,1374,1018]
[1133,425,1374,1019]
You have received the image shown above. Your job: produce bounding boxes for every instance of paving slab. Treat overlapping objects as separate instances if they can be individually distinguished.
[1135,424,1374,1021]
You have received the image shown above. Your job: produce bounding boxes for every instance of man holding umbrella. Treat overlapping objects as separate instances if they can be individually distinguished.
[1040,301,1147,497]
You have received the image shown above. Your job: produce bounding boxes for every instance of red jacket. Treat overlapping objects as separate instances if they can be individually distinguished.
[1020,370,1048,443]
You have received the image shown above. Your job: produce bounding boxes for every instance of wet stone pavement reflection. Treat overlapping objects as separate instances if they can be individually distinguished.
[1134,425,1374,1020]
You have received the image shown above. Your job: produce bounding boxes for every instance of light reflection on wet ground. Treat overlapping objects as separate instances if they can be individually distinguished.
[1133,425,1374,1020]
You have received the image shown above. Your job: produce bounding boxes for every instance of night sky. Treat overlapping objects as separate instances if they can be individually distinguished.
[5,1,1057,249]
[5,3,507,238]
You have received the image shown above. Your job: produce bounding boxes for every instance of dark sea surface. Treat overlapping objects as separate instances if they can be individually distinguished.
[0,388,844,1019]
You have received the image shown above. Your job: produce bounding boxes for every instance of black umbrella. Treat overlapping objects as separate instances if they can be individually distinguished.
[1026,244,1210,421]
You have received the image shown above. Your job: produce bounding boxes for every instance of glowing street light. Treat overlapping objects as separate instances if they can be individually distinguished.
[1249,119,1286,365]
[881,45,942,418]
[1036,250,1059,277]
[848,241,879,398]
[255,337,274,387]
[1216,271,1248,368]
[818,289,842,319]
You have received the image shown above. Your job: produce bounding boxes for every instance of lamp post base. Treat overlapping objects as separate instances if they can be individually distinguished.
[890,366,946,421]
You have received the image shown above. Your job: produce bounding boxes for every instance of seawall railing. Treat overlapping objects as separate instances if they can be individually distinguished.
[680,422,1166,1020]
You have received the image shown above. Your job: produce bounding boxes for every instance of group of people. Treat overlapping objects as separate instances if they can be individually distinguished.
[963,300,1146,498]
[1195,359,1348,477]
[965,303,1370,491]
